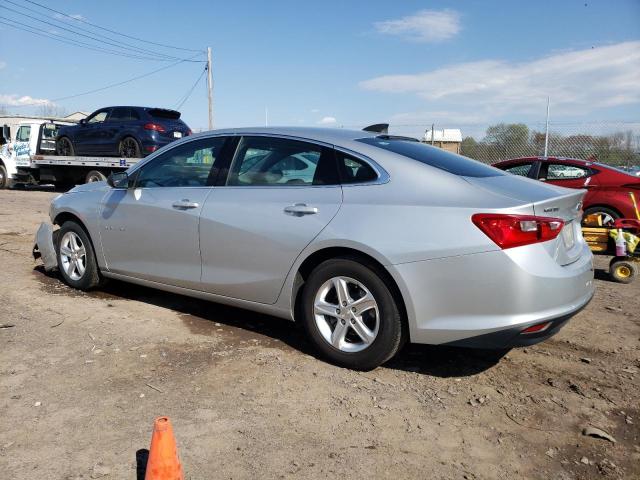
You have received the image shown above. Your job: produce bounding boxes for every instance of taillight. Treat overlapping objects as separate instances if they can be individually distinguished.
[472,214,564,249]
[521,321,552,334]
[144,123,166,133]
[186,129,192,136]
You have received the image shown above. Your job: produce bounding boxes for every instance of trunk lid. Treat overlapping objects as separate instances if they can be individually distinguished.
[465,175,586,266]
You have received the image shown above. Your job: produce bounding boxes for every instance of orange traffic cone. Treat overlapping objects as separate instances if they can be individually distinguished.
[145,416,184,480]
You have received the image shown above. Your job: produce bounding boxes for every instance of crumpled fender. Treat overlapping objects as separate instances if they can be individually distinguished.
[33,222,58,271]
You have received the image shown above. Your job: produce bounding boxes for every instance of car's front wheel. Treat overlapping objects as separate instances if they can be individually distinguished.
[0,164,8,189]
[301,258,404,370]
[56,221,102,290]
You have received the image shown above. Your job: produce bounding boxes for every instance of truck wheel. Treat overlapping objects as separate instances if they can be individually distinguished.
[56,221,102,290]
[57,137,75,156]
[119,137,141,158]
[0,164,7,189]
[85,170,107,183]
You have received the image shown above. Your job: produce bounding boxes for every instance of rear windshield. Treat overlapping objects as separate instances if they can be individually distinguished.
[356,137,504,178]
[148,109,181,120]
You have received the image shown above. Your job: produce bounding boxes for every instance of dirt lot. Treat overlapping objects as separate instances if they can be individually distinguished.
[0,189,638,479]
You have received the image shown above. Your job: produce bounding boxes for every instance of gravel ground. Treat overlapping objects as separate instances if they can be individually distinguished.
[0,189,638,480]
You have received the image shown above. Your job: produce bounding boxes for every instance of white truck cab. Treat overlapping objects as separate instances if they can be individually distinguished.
[0,120,71,188]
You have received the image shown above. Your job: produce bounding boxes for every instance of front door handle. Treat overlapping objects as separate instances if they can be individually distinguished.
[172,199,199,210]
[284,203,318,216]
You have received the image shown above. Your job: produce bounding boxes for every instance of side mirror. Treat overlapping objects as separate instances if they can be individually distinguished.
[107,171,129,188]
[79,118,87,125]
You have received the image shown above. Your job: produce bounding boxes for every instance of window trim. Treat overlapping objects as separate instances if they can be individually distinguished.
[540,161,595,182]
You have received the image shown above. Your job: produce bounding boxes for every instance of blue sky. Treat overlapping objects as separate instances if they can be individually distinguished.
[1,0,639,137]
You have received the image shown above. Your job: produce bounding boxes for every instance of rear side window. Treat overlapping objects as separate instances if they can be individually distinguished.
[336,151,378,184]
[503,163,533,177]
[356,137,504,178]
[227,136,337,186]
[544,163,589,180]
[148,109,181,120]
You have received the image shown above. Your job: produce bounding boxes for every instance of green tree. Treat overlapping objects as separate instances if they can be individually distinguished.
[484,123,530,159]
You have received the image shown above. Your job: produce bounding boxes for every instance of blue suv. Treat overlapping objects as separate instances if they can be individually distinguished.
[56,106,192,158]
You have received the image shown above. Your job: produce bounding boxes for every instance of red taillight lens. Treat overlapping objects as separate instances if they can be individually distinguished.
[144,123,166,133]
[186,129,192,136]
[472,214,564,249]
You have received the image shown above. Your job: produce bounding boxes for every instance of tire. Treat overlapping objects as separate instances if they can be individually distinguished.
[56,221,102,290]
[0,164,7,189]
[300,258,404,370]
[583,206,620,226]
[85,170,107,183]
[610,258,636,284]
[119,137,141,158]
[56,137,75,156]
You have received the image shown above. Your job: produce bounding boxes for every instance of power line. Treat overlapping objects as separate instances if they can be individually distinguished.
[173,66,207,110]
[0,17,187,62]
[1,3,200,62]
[3,0,183,61]
[2,54,203,109]
[22,0,203,53]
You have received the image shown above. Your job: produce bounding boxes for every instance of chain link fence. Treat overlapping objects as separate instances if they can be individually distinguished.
[421,121,640,167]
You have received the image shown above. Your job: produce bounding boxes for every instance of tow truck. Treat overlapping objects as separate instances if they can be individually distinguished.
[1,120,141,188]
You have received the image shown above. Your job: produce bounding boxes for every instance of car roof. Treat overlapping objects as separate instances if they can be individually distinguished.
[188,126,378,148]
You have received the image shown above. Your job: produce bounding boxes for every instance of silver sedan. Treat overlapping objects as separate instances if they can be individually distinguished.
[34,127,594,370]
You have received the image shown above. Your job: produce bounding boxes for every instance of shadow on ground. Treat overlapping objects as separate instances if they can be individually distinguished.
[33,266,506,377]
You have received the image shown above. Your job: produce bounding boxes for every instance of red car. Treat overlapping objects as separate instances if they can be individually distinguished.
[493,156,640,224]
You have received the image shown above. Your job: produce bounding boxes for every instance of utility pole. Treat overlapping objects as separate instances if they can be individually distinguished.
[207,47,213,130]
[544,96,550,158]
[265,106,268,127]
[431,123,435,145]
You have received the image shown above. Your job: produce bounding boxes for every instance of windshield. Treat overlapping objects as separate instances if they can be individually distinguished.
[356,137,505,178]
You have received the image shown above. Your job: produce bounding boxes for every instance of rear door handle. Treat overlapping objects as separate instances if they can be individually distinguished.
[284,203,318,216]
[172,199,199,210]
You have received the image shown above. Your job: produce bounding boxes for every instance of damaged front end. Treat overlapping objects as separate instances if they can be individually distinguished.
[33,222,58,271]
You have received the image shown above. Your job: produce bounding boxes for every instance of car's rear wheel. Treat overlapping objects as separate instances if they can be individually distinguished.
[301,258,404,370]
[56,221,101,290]
[119,137,141,158]
[85,170,107,183]
[583,206,620,226]
[56,137,74,156]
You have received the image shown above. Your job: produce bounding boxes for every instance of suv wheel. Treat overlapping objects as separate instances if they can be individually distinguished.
[119,137,141,158]
[301,258,404,370]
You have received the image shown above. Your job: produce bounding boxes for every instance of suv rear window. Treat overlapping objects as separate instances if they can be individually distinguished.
[148,109,181,120]
[356,137,504,178]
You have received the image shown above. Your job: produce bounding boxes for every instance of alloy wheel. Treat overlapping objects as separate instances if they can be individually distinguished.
[120,138,138,158]
[59,231,87,281]
[313,276,380,353]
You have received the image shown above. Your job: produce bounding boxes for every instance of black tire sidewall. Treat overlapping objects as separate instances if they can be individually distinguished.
[56,221,100,290]
[0,164,7,189]
[301,258,403,370]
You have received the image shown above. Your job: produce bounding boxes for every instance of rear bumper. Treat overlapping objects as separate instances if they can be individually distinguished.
[443,293,592,348]
[390,241,595,348]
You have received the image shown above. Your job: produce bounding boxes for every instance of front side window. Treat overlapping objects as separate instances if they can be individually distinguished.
[227,137,331,186]
[503,163,533,177]
[16,125,30,142]
[87,110,109,124]
[545,163,589,180]
[135,137,226,188]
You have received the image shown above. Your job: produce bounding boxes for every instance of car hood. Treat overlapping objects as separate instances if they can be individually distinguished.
[66,181,110,194]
